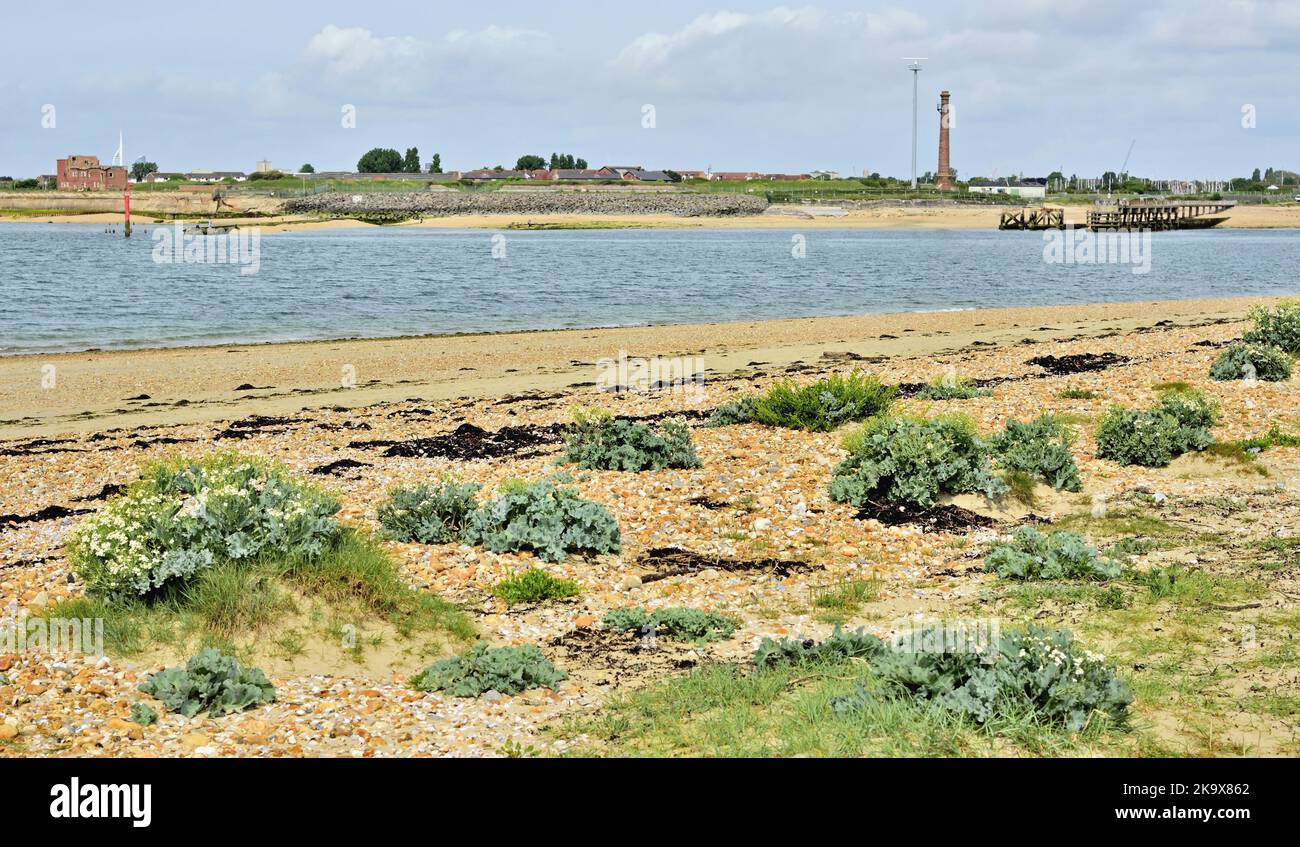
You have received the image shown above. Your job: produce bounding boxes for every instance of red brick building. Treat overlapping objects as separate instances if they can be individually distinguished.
[56,155,128,191]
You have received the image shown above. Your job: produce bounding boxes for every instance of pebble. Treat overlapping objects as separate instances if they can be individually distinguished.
[181,732,210,750]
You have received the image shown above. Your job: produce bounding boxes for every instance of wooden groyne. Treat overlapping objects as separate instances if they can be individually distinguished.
[1086,200,1235,230]
[999,207,1065,230]
[1001,201,1236,232]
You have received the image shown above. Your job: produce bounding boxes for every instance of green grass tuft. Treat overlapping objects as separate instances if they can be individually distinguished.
[491,568,582,605]
[709,371,895,431]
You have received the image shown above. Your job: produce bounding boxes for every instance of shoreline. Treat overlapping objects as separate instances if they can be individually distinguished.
[3,291,1298,758]
[0,298,1192,359]
[1,295,1282,438]
[3,202,1300,231]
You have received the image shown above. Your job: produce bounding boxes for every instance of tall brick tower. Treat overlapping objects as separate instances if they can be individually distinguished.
[936,90,953,190]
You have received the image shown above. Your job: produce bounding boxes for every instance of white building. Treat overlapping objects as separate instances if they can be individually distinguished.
[186,170,247,182]
[967,179,1047,200]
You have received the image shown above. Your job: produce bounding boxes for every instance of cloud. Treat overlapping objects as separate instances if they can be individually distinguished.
[609,6,928,102]
[289,23,563,104]
[614,7,826,70]
[1147,0,1300,49]
[4,3,1298,178]
[305,25,424,74]
[271,5,1294,175]
[443,25,550,51]
[65,68,241,106]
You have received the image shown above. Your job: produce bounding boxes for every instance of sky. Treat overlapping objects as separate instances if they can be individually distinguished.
[1,0,1297,180]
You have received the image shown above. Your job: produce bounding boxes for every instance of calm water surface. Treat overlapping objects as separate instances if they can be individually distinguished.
[1,224,1297,354]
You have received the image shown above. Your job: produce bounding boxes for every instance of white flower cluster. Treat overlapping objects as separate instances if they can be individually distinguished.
[70,457,340,597]
[1014,630,1107,679]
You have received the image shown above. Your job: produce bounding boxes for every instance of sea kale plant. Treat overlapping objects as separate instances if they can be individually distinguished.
[137,648,275,718]
[707,371,895,431]
[561,410,700,471]
[916,377,992,401]
[1095,387,1218,467]
[754,623,1132,731]
[464,475,620,562]
[377,479,481,543]
[1208,342,1293,382]
[1243,299,1300,354]
[990,414,1083,492]
[129,702,158,726]
[69,454,341,597]
[706,395,759,427]
[984,527,1122,581]
[867,625,1133,731]
[602,606,738,642]
[753,627,885,667]
[412,643,567,697]
[828,415,1007,510]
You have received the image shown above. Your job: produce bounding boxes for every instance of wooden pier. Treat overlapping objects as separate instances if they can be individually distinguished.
[998,207,1066,230]
[1086,200,1235,231]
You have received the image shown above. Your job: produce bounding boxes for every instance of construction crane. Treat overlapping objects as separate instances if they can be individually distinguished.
[1108,139,1136,198]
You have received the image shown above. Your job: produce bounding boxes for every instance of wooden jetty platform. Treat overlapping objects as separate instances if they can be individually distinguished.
[1086,200,1234,231]
[998,207,1066,230]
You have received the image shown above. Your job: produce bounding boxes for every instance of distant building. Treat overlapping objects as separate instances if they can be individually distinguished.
[462,169,525,180]
[595,165,669,182]
[603,167,669,182]
[710,171,761,181]
[143,172,185,183]
[56,155,128,191]
[967,178,1046,200]
[674,170,710,180]
[550,169,618,181]
[186,171,247,182]
[255,160,274,173]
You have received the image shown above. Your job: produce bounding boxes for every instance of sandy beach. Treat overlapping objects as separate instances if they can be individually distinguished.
[2,293,1298,757]
[1,296,1280,438]
[5,201,1300,232]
